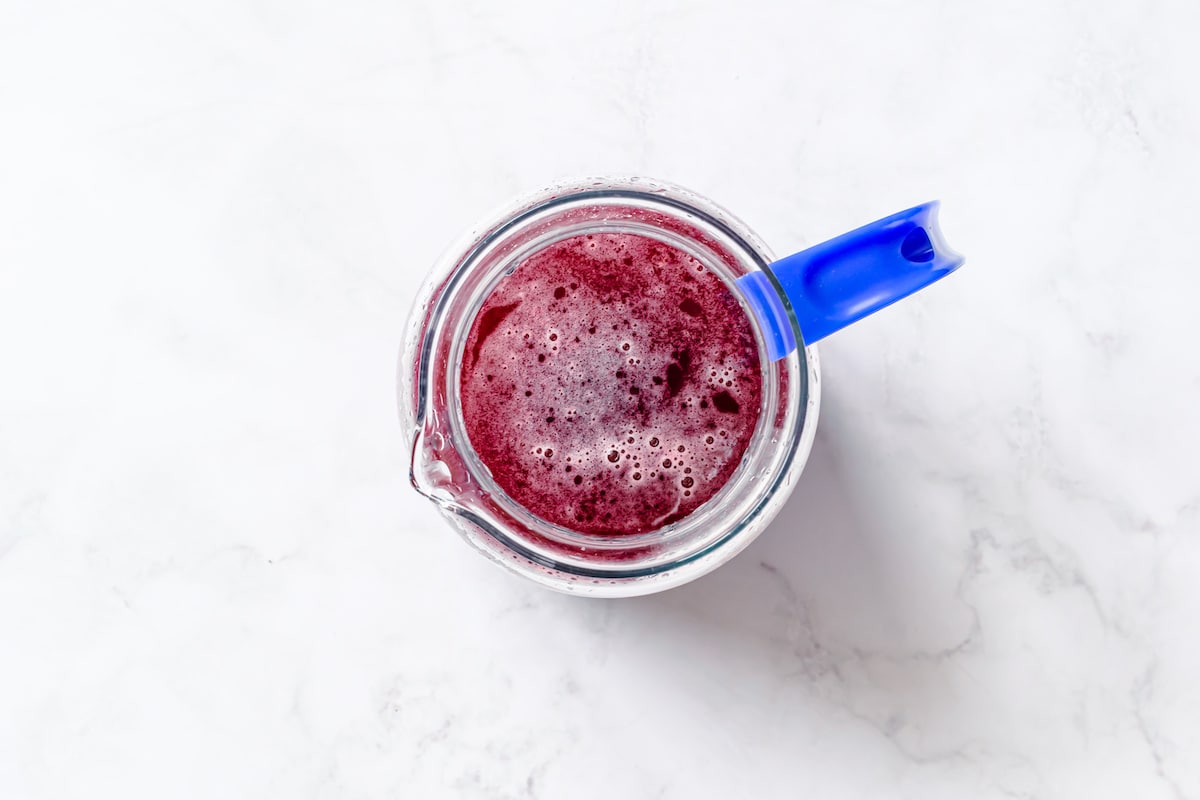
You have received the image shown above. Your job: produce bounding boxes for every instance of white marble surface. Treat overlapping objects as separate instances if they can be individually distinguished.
[2,0,1199,797]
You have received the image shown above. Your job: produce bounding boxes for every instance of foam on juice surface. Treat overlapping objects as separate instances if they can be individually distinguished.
[460,232,762,535]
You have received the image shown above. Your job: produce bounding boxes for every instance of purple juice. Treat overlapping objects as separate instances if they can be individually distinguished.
[460,232,763,535]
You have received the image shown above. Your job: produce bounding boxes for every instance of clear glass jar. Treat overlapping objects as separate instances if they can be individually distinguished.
[399,177,820,597]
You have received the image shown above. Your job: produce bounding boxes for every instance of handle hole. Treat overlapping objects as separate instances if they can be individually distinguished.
[901,227,935,263]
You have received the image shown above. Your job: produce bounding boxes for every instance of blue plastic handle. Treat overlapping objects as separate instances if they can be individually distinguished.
[737,201,964,358]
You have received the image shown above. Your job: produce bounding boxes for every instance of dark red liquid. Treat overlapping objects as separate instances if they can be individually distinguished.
[460,232,762,535]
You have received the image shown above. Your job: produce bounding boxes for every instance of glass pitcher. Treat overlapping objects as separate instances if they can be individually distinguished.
[399,177,963,597]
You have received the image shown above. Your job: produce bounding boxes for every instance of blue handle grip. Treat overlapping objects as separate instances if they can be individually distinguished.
[737,201,964,358]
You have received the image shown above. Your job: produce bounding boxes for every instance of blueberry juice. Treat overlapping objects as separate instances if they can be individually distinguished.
[460,232,763,536]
